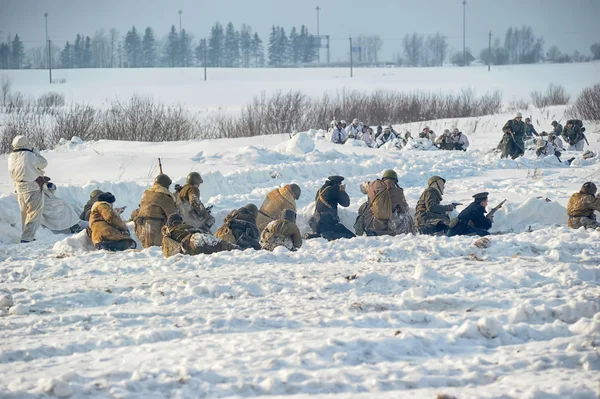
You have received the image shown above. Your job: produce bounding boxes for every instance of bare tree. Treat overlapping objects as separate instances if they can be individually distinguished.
[1,75,12,106]
[403,33,423,67]
[428,33,448,66]
[109,28,119,68]
[91,30,109,68]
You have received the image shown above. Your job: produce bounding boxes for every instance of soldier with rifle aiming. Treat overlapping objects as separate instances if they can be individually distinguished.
[447,193,505,237]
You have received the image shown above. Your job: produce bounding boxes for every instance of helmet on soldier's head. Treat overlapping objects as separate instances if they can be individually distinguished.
[352,118,359,125]
[90,189,103,198]
[581,182,597,196]
[551,121,558,126]
[423,126,430,132]
[384,127,391,133]
[341,120,347,126]
[285,183,301,200]
[187,172,203,186]
[243,203,258,217]
[428,176,446,186]
[515,112,523,119]
[281,209,296,223]
[452,128,460,134]
[155,174,172,188]
[443,129,450,135]
[382,169,398,181]
[548,132,555,138]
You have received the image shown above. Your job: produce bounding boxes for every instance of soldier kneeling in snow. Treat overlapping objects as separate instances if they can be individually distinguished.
[90,192,137,251]
[215,204,262,250]
[260,209,303,251]
[567,182,600,230]
[162,214,237,258]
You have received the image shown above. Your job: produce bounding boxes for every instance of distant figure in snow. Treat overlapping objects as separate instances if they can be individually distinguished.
[134,174,178,248]
[524,117,538,137]
[567,182,600,230]
[80,189,104,222]
[562,119,586,151]
[42,181,83,234]
[346,118,362,139]
[435,129,454,150]
[214,204,261,250]
[162,213,237,258]
[535,137,557,159]
[396,131,412,149]
[261,209,303,251]
[8,135,48,243]
[374,125,383,141]
[414,176,456,235]
[447,192,493,237]
[375,126,397,148]
[356,170,414,236]
[340,120,347,129]
[551,121,563,137]
[256,183,301,233]
[331,121,348,144]
[421,126,436,142]
[306,176,355,241]
[358,125,374,147]
[176,172,215,233]
[451,128,470,151]
[498,112,526,159]
[90,192,136,251]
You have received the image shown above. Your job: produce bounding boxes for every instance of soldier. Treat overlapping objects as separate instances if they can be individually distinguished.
[415,176,456,235]
[451,128,470,151]
[360,170,413,236]
[374,125,383,141]
[42,181,82,234]
[358,125,374,147]
[346,118,362,139]
[177,172,215,232]
[548,132,564,152]
[90,192,136,251]
[161,214,237,257]
[524,117,538,137]
[214,204,261,250]
[256,183,301,232]
[331,121,348,144]
[535,137,555,158]
[260,209,303,251]
[80,189,103,221]
[396,131,412,149]
[307,176,355,241]
[551,121,563,136]
[447,192,493,237]
[375,126,396,148]
[562,120,586,151]
[566,182,600,230]
[422,126,436,142]
[134,174,178,248]
[8,135,48,243]
[498,112,526,159]
[435,129,454,150]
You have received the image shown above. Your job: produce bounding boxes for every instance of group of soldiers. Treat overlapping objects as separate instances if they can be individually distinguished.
[329,119,470,151]
[7,133,600,253]
[498,112,589,160]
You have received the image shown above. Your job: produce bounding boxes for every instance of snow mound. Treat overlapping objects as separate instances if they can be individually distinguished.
[276,132,315,155]
[492,198,568,233]
[190,233,220,247]
[53,230,96,253]
[53,136,93,152]
[344,138,368,147]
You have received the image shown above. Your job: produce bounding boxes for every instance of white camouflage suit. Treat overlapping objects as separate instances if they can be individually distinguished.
[8,136,48,242]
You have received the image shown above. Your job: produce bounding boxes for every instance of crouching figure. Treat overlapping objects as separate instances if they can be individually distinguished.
[161,214,237,258]
[567,182,600,230]
[215,204,262,250]
[261,209,303,251]
[90,192,136,251]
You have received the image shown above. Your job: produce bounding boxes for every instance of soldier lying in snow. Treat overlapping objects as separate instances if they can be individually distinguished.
[260,209,303,251]
[215,204,261,250]
[567,182,600,230]
[161,214,237,258]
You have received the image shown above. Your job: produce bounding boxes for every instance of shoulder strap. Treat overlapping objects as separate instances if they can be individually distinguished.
[317,187,333,209]
[13,148,34,153]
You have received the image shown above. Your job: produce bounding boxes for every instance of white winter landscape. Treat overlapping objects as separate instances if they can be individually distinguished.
[0,63,599,399]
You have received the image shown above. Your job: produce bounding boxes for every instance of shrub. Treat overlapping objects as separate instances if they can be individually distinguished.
[37,92,65,110]
[568,83,600,121]
[530,84,570,108]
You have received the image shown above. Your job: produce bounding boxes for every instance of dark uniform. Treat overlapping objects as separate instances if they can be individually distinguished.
[80,189,103,221]
[498,116,526,159]
[308,176,355,241]
[214,204,261,250]
[525,120,538,137]
[447,192,492,237]
[562,120,585,150]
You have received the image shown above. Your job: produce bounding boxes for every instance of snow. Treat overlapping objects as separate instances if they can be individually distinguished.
[1,64,600,398]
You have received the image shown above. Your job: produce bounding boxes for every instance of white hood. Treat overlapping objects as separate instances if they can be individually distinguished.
[12,135,32,150]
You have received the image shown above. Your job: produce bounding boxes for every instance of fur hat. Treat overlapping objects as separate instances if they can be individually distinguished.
[98,192,116,204]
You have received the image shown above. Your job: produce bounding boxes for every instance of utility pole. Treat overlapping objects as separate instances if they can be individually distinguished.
[44,13,48,68]
[203,38,207,81]
[178,9,182,33]
[349,35,353,78]
[488,31,492,71]
[48,40,52,84]
[462,0,467,67]
[178,10,183,67]
[315,6,321,63]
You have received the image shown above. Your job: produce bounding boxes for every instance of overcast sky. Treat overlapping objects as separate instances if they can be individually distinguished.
[2,0,599,61]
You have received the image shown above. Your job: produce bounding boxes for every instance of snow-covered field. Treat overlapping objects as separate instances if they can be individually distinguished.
[0,65,599,398]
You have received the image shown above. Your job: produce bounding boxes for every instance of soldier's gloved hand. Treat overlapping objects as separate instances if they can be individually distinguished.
[487,215,494,222]
[340,184,346,191]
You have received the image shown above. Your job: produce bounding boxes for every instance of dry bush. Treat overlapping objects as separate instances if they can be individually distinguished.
[507,99,529,113]
[0,110,52,153]
[37,92,65,110]
[51,104,99,142]
[1,75,11,107]
[567,83,600,121]
[531,83,570,108]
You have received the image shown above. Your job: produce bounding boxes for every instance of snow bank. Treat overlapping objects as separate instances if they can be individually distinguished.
[492,197,568,233]
[275,132,315,155]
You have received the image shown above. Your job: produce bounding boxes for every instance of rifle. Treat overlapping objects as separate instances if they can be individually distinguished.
[487,199,506,218]
[583,133,589,146]
[158,158,163,174]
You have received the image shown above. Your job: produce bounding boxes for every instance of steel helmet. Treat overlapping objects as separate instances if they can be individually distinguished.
[187,172,203,185]
[155,174,172,188]
[382,169,398,181]
[428,176,446,186]
[243,203,258,217]
[90,189,103,198]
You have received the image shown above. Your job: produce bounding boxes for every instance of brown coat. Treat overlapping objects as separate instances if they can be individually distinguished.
[177,183,214,230]
[256,187,297,232]
[414,187,451,228]
[90,201,131,245]
[362,179,409,236]
[162,223,236,256]
[567,193,600,228]
[260,220,302,251]
[134,184,178,248]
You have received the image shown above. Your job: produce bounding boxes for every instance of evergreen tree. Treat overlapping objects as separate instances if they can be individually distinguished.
[300,26,318,63]
[83,36,92,67]
[73,34,83,68]
[180,29,193,67]
[165,25,179,67]
[60,41,72,68]
[239,24,252,68]
[124,26,142,67]
[195,39,207,66]
[268,26,279,66]
[222,22,239,67]
[11,34,25,69]
[278,27,288,65]
[289,27,300,65]
[208,22,224,67]
[142,27,157,67]
[0,42,10,69]
[251,32,264,67]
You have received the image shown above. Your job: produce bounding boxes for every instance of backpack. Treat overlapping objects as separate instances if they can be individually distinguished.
[567,119,583,128]
[353,202,369,236]
[371,185,392,220]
